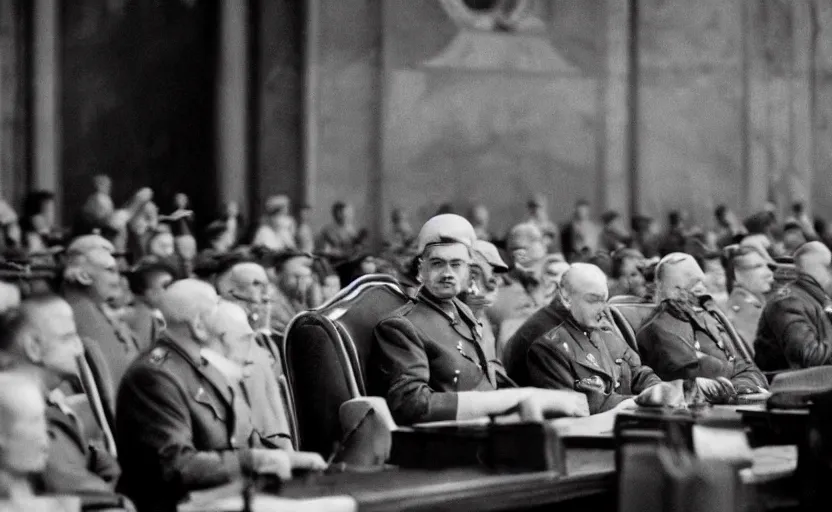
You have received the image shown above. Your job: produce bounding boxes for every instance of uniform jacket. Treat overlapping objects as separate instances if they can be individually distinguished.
[116,335,259,512]
[503,299,563,387]
[636,300,768,391]
[726,286,765,355]
[755,273,832,371]
[371,288,500,425]
[38,400,123,509]
[65,289,141,387]
[524,301,661,414]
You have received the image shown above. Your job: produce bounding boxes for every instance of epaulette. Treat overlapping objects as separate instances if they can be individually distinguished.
[148,346,169,365]
[542,323,568,352]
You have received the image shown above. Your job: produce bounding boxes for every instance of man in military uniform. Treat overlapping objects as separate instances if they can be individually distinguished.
[0,293,127,510]
[371,214,589,426]
[636,253,768,396]
[755,242,832,370]
[116,279,324,512]
[518,264,676,414]
[725,246,775,353]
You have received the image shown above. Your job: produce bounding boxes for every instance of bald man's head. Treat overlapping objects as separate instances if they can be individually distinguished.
[655,253,707,303]
[216,262,270,330]
[560,263,609,330]
[159,279,220,345]
[794,241,832,293]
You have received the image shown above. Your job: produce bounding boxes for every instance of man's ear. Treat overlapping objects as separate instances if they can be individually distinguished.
[76,268,93,286]
[21,332,44,365]
[559,287,571,309]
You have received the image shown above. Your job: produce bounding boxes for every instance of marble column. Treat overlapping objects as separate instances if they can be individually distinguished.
[602,0,633,219]
[32,0,60,217]
[789,0,814,211]
[302,0,321,211]
[216,0,250,215]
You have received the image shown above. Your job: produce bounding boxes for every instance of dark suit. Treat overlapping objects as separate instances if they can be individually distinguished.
[371,289,498,425]
[755,273,832,371]
[521,302,661,414]
[637,300,768,391]
[65,289,141,387]
[116,335,259,512]
[39,400,124,509]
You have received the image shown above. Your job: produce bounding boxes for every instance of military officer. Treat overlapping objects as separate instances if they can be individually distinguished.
[370,214,589,426]
[523,264,671,414]
[725,245,775,354]
[116,279,324,512]
[755,242,832,371]
[636,253,768,395]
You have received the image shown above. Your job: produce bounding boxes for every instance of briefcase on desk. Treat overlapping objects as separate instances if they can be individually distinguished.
[390,420,567,473]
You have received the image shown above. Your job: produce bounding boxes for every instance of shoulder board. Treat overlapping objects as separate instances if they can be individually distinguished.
[148,346,169,365]
[543,323,567,345]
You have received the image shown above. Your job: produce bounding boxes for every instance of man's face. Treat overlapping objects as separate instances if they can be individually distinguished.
[420,243,471,300]
[216,303,256,364]
[336,205,354,225]
[33,300,84,379]
[508,236,546,271]
[145,271,174,309]
[661,257,708,302]
[541,261,569,297]
[278,257,313,300]
[472,206,488,225]
[465,258,499,310]
[734,252,774,294]
[576,204,590,220]
[95,176,111,194]
[783,229,807,253]
[564,279,608,330]
[618,257,646,297]
[149,232,175,259]
[86,249,123,302]
[0,387,49,474]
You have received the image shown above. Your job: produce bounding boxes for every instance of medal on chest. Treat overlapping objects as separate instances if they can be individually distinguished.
[586,353,600,368]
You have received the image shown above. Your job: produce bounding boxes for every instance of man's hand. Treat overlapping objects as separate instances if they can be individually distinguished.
[634,381,685,408]
[518,390,590,421]
[695,377,737,404]
[250,449,292,479]
[287,451,328,472]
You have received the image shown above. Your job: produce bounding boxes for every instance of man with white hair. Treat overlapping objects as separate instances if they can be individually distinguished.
[636,253,768,399]
[371,214,589,426]
[116,279,324,512]
[0,371,49,501]
[62,234,139,386]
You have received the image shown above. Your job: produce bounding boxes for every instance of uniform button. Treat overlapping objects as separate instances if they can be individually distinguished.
[230,437,237,448]
[615,381,621,389]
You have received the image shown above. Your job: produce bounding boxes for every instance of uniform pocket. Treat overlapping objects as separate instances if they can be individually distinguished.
[194,387,226,421]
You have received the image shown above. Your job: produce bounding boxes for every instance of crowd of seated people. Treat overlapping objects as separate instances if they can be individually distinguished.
[0,174,831,510]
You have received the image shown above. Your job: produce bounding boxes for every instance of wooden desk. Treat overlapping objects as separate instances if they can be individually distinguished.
[182,449,615,512]
[281,449,615,512]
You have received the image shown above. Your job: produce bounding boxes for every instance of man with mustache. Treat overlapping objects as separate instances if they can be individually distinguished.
[636,253,768,398]
[371,214,589,426]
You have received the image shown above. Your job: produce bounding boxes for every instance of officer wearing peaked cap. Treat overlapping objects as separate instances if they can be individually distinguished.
[370,214,590,426]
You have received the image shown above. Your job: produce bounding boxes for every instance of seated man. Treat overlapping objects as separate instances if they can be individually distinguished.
[0,294,127,509]
[516,264,669,414]
[371,214,589,426]
[125,257,176,349]
[460,240,508,362]
[724,245,774,353]
[755,241,832,370]
[636,253,768,394]
[0,370,49,501]
[116,280,325,512]
[269,251,317,332]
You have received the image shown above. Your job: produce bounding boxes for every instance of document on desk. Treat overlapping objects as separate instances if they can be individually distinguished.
[548,408,619,438]
[179,487,357,512]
